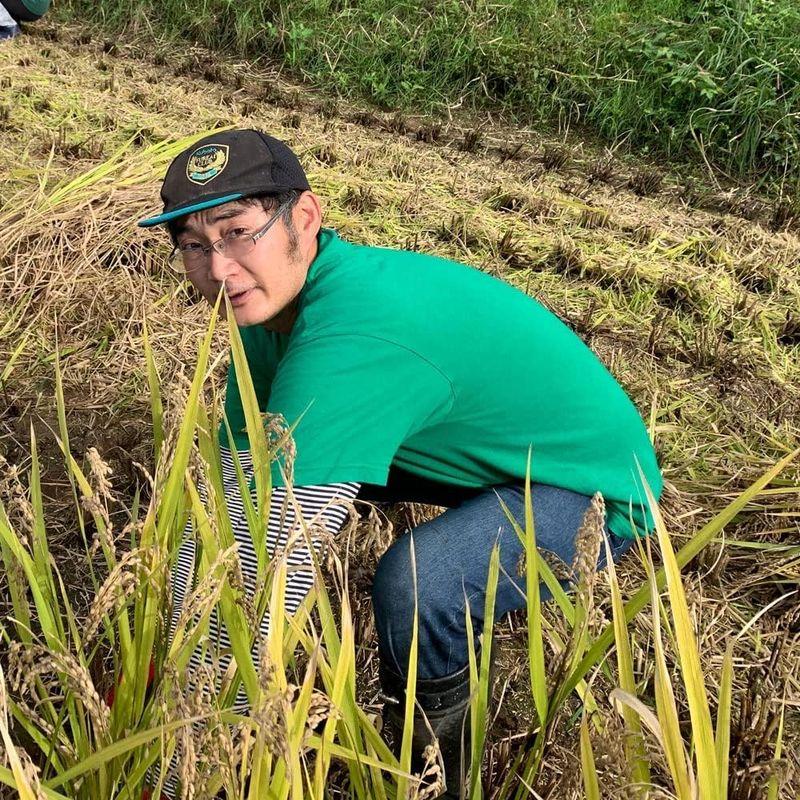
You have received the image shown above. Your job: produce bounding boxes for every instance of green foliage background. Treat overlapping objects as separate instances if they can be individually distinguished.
[61,0,800,181]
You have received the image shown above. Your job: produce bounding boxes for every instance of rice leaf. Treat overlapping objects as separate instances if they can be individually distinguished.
[642,473,718,800]
[605,534,650,793]
[523,450,548,726]
[225,292,272,567]
[0,665,41,800]
[646,544,694,799]
[141,317,164,466]
[560,448,798,701]
[469,542,500,799]
[715,641,734,800]
[766,698,786,800]
[185,476,259,702]
[28,428,65,645]
[580,711,600,800]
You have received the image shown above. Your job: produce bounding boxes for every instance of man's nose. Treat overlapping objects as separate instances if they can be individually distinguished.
[207,247,238,282]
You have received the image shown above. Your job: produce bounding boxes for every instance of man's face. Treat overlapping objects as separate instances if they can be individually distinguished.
[173,197,312,328]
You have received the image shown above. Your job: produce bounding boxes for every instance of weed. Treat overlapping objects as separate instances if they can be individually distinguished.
[54,0,800,186]
[628,168,662,197]
[415,122,442,144]
[578,207,611,230]
[461,128,483,153]
[343,185,377,214]
[587,156,614,184]
[548,237,584,276]
[541,145,569,171]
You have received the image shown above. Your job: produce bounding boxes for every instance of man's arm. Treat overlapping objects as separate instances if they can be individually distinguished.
[170,446,360,699]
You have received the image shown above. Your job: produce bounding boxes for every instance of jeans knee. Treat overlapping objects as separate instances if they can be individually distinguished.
[372,538,417,627]
[372,537,414,614]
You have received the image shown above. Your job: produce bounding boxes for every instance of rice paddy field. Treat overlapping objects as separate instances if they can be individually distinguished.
[0,17,799,800]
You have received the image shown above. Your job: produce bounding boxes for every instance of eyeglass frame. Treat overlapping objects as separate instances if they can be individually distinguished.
[169,192,297,272]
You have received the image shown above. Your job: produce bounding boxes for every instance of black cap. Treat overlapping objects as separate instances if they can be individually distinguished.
[138,129,311,228]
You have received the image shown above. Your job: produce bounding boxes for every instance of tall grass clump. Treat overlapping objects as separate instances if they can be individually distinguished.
[58,0,800,184]
[0,298,407,799]
[2,304,795,797]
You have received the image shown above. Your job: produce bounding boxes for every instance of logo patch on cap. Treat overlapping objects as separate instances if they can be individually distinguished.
[186,144,229,185]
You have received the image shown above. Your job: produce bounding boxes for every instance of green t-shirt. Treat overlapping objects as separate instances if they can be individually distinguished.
[221,228,663,538]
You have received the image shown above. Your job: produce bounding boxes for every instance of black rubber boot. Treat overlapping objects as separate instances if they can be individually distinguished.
[380,658,473,799]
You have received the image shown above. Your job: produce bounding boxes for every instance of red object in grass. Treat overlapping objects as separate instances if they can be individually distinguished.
[105,662,165,800]
[140,790,169,800]
[105,659,156,708]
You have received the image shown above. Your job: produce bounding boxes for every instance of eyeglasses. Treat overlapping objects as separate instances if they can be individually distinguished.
[169,195,295,273]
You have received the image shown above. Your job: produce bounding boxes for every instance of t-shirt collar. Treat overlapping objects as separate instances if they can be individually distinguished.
[305,227,341,285]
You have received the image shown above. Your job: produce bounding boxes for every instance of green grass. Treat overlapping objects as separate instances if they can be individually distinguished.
[58,0,800,186]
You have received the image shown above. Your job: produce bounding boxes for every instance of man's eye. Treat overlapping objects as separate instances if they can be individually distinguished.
[179,242,204,253]
[226,227,250,239]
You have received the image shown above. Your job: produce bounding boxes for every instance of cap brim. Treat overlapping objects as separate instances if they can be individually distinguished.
[137,192,245,228]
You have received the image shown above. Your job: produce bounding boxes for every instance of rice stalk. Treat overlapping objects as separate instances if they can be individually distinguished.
[765,699,786,800]
[0,661,46,800]
[644,541,695,798]
[642,474,720,799]
[467,542,500,799]
[522,450,547,727]
[715,642,734,800]
[580,709,600,800]
[605,535,650,794]
[396,533,419,800]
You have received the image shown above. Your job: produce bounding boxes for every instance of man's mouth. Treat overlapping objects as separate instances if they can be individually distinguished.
[227,287,254,306]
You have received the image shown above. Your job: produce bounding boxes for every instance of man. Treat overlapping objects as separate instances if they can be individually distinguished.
[0,0,50,38]
[139,129,662,797]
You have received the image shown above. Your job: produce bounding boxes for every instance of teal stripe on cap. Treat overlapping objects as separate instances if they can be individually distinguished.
[137,192,244,228]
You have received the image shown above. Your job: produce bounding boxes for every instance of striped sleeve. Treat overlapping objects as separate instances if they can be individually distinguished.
[160,447,359,797]
[170,446,359,693]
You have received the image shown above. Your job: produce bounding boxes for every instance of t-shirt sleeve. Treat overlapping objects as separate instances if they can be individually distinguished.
[266,334,454,487]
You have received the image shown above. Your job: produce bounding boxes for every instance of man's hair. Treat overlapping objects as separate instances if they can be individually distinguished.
[167,190,302,251]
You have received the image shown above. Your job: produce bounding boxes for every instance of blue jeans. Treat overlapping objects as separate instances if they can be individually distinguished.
[370,481,633,680]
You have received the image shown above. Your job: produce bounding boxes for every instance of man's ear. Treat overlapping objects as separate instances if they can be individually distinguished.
[293,191,323,245]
